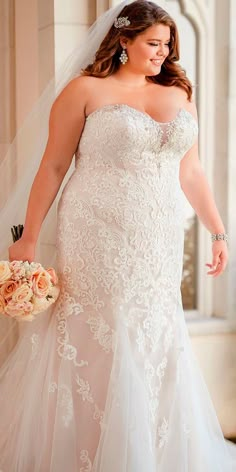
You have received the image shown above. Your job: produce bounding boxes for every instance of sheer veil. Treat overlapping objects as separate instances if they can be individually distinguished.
[0,0,134,355]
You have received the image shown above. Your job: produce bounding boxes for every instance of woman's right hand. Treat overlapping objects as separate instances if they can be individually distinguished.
[8,238,36,263]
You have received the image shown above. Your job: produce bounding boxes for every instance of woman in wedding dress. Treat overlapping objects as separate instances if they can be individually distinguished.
[0,1,233,471]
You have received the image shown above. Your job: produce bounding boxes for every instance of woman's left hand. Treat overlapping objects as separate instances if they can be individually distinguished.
[205,240,228,277]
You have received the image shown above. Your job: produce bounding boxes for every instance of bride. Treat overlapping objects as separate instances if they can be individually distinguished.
[0,1,233,470]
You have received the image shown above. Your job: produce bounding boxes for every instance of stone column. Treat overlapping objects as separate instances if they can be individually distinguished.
[14,0,39,128]
[0,0,15,162]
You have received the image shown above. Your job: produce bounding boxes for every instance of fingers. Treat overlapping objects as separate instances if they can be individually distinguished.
[205,253,227,277]
[206,252,220,275]
[205,262,221,276]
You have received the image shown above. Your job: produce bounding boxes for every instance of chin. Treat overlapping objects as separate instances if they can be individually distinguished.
[147,68,161,77]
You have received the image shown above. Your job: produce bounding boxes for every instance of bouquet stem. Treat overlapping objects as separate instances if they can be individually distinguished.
[11,225,24,243]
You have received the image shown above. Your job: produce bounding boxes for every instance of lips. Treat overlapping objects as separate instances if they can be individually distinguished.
[151,59,162,66]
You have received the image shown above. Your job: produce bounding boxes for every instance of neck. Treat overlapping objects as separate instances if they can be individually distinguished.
[111,68,149,88]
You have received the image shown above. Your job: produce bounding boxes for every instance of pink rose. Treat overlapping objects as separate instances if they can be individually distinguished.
[0,262,11,285]
[10,261,26,281]
[4,299,34,320]
[12,283,33,303]
[32,270,51,298]
[46,267,58,286]
[1,280,21,301]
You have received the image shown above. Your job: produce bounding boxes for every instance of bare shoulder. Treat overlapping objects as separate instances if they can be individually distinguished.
[51,76,96,111]
[68,75,103,90]
[65,75,105,95]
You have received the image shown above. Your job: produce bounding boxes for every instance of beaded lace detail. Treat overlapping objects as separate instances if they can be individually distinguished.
[53,103,198,464]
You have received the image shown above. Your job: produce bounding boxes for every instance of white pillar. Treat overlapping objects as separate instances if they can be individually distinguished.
[54,0,96,71]
[227,0,236,319]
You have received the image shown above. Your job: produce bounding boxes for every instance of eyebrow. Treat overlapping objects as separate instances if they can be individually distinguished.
[147,38,170,41]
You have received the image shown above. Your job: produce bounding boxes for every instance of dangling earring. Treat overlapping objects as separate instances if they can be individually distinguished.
[119,47,128,65]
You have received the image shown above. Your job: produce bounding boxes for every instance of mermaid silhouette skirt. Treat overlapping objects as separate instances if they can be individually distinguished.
[0,105,233,471]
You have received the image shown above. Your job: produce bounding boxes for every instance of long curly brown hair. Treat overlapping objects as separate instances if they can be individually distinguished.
[82,0,192,100]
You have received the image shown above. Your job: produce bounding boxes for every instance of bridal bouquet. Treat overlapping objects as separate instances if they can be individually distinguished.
[0,260,60,321]
[0,225,60,321]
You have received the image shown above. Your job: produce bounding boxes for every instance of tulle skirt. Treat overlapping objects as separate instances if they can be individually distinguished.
[0,292,233,472]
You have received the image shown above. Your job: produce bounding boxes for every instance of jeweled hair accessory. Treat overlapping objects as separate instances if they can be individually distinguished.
[114,16,131,28]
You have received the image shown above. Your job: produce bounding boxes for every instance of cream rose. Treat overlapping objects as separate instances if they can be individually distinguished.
[0,262,11,285]
[1,280,21,301]
[4,300,34,320]
[32,296,50,315]
[29,262,43,275]
[12,283,33,304]
[32,270,51,298]
[47,284,60,301]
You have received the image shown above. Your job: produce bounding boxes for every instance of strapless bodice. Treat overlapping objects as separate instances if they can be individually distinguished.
[75,103,198,172]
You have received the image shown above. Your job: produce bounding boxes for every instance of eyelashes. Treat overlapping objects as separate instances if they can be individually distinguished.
[148,43,170,47]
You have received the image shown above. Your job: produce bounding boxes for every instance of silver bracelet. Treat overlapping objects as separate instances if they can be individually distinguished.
[211,233,228,243]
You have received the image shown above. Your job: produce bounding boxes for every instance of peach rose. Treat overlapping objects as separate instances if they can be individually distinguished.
[4,299,34,320]
[32,270,51,298]
[0,261,11,285]
[0,294,6,313]
[12,283,33,304]
[46,267,58,286]
[1,280,21,301]
[10,260,26,281]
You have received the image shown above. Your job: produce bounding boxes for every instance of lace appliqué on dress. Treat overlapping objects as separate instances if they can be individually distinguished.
[76,373,94,403]
[30,333,40,360]
[79,449,92,472]
[86,314,115,353]
[56,290,88,368]
[158,417,169,448]
[49,382,73,428]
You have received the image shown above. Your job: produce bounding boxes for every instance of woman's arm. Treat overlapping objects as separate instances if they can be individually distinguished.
[179,101,228,277]
[21,77,88,245]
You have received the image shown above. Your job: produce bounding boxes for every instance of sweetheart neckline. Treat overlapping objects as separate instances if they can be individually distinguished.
[85,103,198,127]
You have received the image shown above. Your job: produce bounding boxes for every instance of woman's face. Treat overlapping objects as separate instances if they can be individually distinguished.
[121,23,171,76]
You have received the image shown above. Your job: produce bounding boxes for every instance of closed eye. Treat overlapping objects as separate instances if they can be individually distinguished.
[149,42,170,47]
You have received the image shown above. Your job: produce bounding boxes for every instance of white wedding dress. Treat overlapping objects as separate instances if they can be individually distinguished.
[0,104,233,471]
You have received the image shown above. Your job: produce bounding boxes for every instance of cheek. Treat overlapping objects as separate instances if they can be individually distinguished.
[142,46,153,59]
[129,43,148,59]
[133,45,152,61]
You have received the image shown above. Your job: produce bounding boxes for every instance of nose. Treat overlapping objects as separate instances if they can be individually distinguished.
[157,43,165,56]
